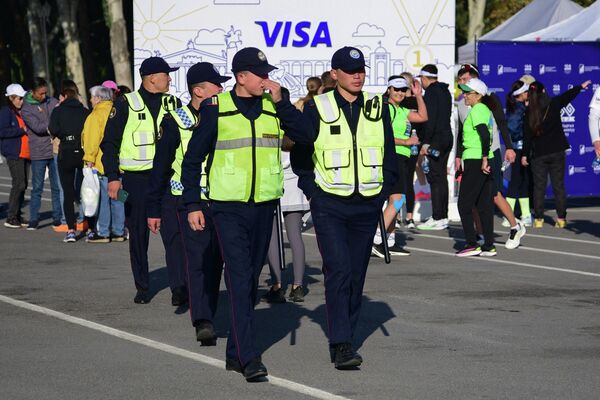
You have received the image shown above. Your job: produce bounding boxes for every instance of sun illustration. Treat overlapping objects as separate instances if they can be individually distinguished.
[134,0,210,52]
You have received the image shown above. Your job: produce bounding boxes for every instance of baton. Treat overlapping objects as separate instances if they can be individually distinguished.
[276,201,286,270]
[379,211,391,264]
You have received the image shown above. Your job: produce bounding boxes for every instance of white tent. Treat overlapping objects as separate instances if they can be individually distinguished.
[458,0,583,63]
[515,0,600,41]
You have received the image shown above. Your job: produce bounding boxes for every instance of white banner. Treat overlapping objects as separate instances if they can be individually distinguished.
[133,0,455,102]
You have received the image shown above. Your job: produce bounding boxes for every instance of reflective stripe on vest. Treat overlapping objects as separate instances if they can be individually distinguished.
[119,91,176,171]
[208,92,283,203]
[312,91,385,197]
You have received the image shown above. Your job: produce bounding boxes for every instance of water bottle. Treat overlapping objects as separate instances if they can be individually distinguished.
[501,160,511,172]
[593,157,600,174]
[428,148,441,158]
[422,156,430,174]
[410,129,418,156]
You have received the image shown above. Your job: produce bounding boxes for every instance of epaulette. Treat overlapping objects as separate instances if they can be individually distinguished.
[207,96,219,106]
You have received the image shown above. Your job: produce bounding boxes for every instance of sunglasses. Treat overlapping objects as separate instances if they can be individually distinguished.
[391,87,409,93]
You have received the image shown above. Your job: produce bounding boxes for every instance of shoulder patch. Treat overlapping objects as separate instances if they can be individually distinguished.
[109,107,117,119]
[174,108,196,129]
[207,96,219,106]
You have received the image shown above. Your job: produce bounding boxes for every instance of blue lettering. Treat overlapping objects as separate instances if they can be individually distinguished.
[255,21,282,47]
[311,22,332,47]
[255,21,332,48]
[292,22,311,47]
[281,21,292,47]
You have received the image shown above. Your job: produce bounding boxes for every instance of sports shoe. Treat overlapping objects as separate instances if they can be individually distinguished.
[479,244,497,257]
[111,234,127,242]
[18,218,29,227]
[27,220,39,231]
[555,219,567,228]
[534,218,544,228]
[288,286,305,302]
[63,231,77,243]
[243,358,268,382]
[415,191,431,201]
[261,287,286,303]
[501,217,511,227]
[417,218,448,230]
[456,244,482,257]
[521,215,533,227]
[505,223,526,249]
[388,245,410,256]
[332,343,362,369]
[194,319,216,345]
[4,217,21,229]
[371,244,386,258]
[87,232,110,243]
[133,290,151,304]
[405,219,416,229]
[53,221,69,232]
[171,286,188,306]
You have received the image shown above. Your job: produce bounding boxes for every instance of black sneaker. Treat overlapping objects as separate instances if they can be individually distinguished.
[388,245,410,256]
[405,219,416,229]
[4,217,21,229]
[87,232,110,243]
[194,320,216,346]
[133,290,151,304]
[371,244,386,258]
[171,286,188,306]
[17,217,28,227]
[333,343,362,369]
[26,220,39,231]
[111,234,127,242]
[243,358,268,382]
[288,286,305,302]
[480,244,497,257]
[261,287,286,303]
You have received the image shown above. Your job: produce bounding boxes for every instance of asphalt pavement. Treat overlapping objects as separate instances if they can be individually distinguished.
[0,163,599,400]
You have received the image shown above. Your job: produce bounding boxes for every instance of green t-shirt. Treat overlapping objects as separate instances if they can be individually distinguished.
[389,104,411,157]
[462,102,494,160]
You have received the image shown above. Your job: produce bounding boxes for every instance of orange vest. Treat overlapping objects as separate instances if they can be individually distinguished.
[15,113,30,160]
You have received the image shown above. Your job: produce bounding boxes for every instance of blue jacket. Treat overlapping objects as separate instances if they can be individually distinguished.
[0,106,26,160]
[506,102,526,144]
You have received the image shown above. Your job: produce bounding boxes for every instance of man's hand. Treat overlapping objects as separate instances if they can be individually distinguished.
[263,80,282,103]
[419,143,430,156]
[504,149,516,163]
[188,210,206,231]
[147,218,161,234]
[521,156,529,167]
[405,135,419,146]
[481,157,490,174]
[108,180,122,200]
[594,140,600,158]
[411,79,423,97]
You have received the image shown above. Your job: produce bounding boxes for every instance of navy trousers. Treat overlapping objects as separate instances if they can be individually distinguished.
[159,192,188,292]
[310,192,382,345]
[176,200,223,325]
[122,172,151,291]
[212,201,276,367]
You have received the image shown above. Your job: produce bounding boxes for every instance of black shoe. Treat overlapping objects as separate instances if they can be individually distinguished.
[288,286,305,302]
[371,244,386,258]
[86,232,110,243]
[388,245,410,256]
[133,290,151,304]
[226,358,243,374]
[195,320,216,346]
[171,286,188,306]
[333,343,362,369]
[260,287,286,303]
[111,234,127,242]
[243,358,268,382]
[26,220,39,231]
[4,217,21,229]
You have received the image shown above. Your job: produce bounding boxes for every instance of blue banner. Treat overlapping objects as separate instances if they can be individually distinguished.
[477,41,600,197]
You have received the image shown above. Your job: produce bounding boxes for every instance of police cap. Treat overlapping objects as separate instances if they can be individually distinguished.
[231,47,277,76]
[139,57,179,77]
[187,62,231,86]
[331,46,369,72]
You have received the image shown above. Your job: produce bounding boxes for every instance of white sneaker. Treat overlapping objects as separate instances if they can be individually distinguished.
[418,218,448,231]
[521,215,533,227]
[501,217,511,227]
[505,223,526,249]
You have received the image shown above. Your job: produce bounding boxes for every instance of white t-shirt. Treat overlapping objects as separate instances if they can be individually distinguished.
[589,87,600,110]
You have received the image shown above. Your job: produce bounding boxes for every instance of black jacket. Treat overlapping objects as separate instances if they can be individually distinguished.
[422,81,452,151]
[48,97,89,151]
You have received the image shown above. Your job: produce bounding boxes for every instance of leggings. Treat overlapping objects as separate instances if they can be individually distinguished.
[57,148,83,230]
[266,211,306,286]
[506,149,530,198]
[405,155,418,213]
[458,159,495,247]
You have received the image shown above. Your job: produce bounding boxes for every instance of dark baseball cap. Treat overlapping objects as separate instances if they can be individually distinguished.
[331,46,369,72]
[187,62,231,86]
[139,57,179,77]
[231,47,277,76]
[416,64,438,78]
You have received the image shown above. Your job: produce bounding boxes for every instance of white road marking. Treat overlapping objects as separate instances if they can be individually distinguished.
[494,229,599,245]
[0,294,353,400]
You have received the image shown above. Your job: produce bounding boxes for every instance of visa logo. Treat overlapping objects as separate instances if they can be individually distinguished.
[255,21,332,47]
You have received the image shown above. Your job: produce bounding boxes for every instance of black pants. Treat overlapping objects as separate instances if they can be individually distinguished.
[6,158,29,220]
[426,149,450,220]
[507,149,530,198]
[405,155,418,213]
[57,148,83,230]
[531,151,566,219]
[458,159,495,247]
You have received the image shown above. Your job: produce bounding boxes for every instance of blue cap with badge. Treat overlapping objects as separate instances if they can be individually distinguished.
[187,62,231,86]
[331,46,369,72]
[231,47,277,76]
[139,56,179,77]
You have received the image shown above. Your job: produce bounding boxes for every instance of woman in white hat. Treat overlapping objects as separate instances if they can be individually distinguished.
[0,83,30,228]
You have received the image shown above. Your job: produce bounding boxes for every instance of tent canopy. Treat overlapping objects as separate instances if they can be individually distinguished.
[515,1,600,41]
[458,0,583,63]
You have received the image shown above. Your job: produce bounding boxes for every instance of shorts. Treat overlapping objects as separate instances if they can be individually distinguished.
[391,153,408,194]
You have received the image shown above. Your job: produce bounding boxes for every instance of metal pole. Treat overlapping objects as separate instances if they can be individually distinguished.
[276,201,286,270]
[379,211,391,264]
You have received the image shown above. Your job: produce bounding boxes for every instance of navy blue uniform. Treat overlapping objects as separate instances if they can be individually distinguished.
[287,90,398,346]
[146,104,222,322]
[101,87,181,292]
[181,89,297,367]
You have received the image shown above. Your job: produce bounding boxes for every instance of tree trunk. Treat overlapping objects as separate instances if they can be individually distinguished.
[468,0,486,42]
[26,0,47,79]
[57,0,87,102]
[106,0,132,89]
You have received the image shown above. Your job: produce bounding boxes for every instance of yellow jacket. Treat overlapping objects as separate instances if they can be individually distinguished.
[82,100,112,175]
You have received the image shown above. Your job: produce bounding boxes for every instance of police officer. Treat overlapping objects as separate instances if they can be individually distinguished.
[145,62,229,344]
[286,47,398,369]
[101,57,180,304]
[181,47,296,382]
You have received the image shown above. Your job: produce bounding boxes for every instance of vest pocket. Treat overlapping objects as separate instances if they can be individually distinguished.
[132,131,155,161]
[359,147,383,183]
[211,152,247,201]
[259,154,283,200]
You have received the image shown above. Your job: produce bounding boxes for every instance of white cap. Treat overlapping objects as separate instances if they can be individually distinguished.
[5,83,27,98]
[512,83,529,97]
[458,78,488,96]
[388,78,408,89]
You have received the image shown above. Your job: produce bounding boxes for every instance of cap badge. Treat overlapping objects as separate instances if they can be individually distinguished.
[349,49,360,59]
[257,51,266,61]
